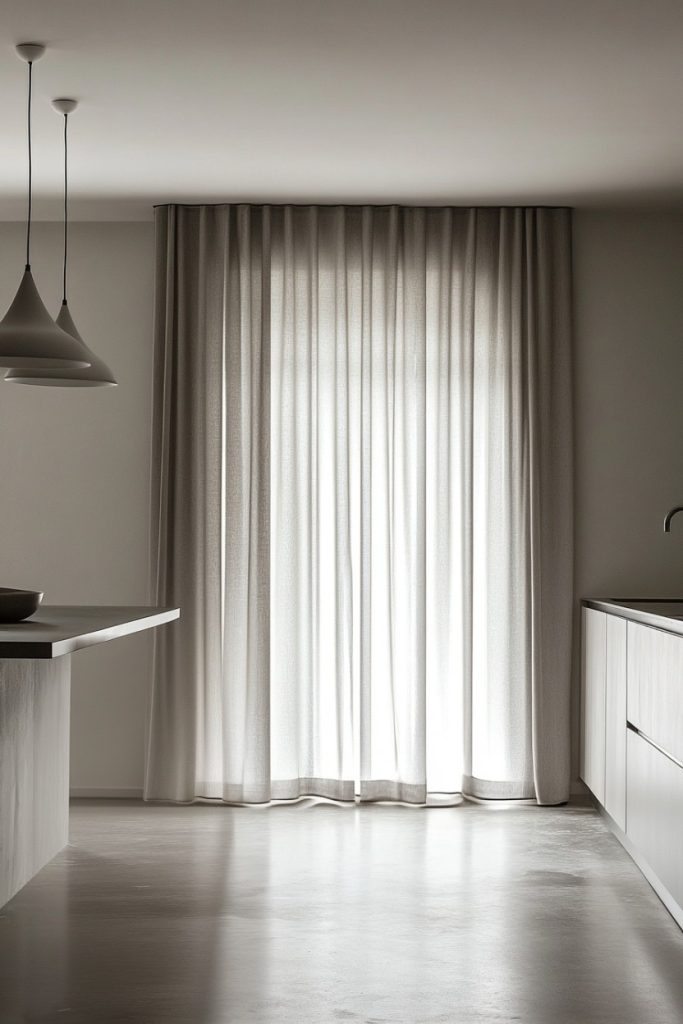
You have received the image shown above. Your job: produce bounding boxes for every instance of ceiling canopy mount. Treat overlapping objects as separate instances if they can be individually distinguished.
[52,97,78,116]
[15,43,45,64]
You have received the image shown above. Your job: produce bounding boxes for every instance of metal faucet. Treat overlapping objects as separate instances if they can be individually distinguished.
[664,506,683,532]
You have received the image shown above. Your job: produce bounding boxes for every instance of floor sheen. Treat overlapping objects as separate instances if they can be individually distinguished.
[1,799,683,1023]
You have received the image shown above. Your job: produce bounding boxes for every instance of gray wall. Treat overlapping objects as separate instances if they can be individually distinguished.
[573,209,683,778]
[0,221,154,795]
[1,211,682,793]
[574,209,683,597]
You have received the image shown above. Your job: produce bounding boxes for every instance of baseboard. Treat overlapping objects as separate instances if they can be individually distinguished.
[70,788,144,799]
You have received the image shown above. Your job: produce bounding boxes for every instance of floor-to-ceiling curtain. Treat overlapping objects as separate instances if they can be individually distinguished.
[145,204,572,806]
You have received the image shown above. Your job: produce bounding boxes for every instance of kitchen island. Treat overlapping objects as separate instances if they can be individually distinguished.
[0,605,179,907]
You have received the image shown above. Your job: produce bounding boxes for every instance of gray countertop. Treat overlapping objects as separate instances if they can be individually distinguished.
[582,598,683,637]
[0,605,180,659]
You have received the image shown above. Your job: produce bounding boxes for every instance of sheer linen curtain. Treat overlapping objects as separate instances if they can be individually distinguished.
[145,204,573,807]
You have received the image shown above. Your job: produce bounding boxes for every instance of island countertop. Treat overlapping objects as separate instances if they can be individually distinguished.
[582,598,683,637]
[0,605,180,659]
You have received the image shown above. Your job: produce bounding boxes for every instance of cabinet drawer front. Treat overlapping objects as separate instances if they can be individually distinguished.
[627,621,683,765]
[626,729,683,911]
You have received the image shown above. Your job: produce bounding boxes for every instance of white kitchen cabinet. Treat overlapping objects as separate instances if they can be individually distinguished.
[604,615,627,829]
[580,607,627,825]
[627,620,683,766]
[580,607,607,804]
[627,728,683,927]
[581,598,683,932]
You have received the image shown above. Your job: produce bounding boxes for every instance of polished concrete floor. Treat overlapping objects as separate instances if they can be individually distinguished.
[1,800,683,1023]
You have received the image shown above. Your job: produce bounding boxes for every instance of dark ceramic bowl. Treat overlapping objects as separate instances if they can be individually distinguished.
[0,587,43,623]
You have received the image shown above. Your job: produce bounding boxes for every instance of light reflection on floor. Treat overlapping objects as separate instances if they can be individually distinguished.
[1,799,683,1023]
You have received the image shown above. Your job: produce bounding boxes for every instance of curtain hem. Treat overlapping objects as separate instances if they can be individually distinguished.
[462,774,536,801]
[145,780,465,806]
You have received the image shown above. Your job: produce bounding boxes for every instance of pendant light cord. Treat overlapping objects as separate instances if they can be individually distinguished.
[62,113,68,304]
[25,60,33,270]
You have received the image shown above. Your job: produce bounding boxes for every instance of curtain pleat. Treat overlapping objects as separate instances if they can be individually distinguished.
[145,204,573,806]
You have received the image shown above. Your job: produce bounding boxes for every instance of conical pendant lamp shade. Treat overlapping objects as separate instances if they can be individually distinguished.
[6,301,116,387]
[0,270,90,369]
[6,94,116,388]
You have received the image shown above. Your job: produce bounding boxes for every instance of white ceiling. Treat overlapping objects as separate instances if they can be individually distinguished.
[0,0,682,220]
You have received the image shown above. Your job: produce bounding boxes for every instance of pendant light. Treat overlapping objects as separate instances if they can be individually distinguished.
[0,44,89,370]
[6,99,117,388]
